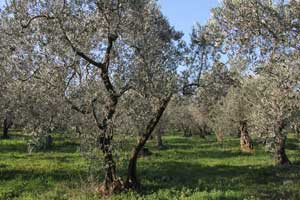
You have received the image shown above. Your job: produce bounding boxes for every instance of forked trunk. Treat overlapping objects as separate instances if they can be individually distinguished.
[275,136,291,165]
[126,95,172,190]
[240,122,253,153]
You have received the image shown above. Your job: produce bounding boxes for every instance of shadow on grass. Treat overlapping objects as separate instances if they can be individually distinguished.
[134,136,300,199]
[286,137,300,150]
[0,142,27,153]
[0,167,88,200]
[0,138,79,154]
[138,161,300,199]
[0,168,87,182]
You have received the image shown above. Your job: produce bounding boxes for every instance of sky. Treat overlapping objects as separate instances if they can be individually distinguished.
[158,0,220,42]
[0,0,220,42]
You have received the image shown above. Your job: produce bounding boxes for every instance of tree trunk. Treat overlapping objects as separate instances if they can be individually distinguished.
[126,95,172,190]
[94,99,124,196]
[216,130,223,143]
[275,136,291,165]
[156,130,164,149]
[126,147,140,189]
[156,124,165,149]
[3,123,9,139]
[2,112,13,139]
[183,127,192,137]
[67,34,123,197]
[96,135,124,196]
[240,121,253,153]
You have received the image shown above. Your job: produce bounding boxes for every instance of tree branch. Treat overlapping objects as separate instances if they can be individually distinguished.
[65,97,91,114]
[58,18,102,67]
[21,15,54,29]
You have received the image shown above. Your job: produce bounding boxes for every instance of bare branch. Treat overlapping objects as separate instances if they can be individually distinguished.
[102,34,118,68]
[58,18,102,67]
[118,84,133,97]
[21,15,54,29]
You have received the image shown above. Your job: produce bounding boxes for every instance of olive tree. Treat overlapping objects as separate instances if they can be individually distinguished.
[245,58,300,165]
[212,0,300,164]
[195,61,236,142]
[123,5,184,188]
[1,0,183,194]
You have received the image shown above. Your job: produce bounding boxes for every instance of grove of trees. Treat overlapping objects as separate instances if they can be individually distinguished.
[1,0,300,197]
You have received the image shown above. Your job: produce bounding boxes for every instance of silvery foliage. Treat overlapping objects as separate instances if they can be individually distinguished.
[0,0,183,175]
[213,0,300,151]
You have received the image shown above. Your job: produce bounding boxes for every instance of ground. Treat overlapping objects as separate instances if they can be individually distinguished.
[0,132,300,200]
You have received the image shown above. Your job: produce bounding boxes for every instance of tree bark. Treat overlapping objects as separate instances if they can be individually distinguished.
[126,95,172,190]
[273,120,291,165]
[96,133,124,196]
[275,136,291,165]
[239,121,253,153]
[65,32,123,196]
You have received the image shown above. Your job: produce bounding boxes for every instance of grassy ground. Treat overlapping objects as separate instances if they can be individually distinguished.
[0,133,300,200]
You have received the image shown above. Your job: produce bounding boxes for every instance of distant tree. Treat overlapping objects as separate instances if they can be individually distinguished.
[212,0,300,164]
[187,21,237,142]
[196,61,236,142]
[245,59,300,165]
[2,111,13,139]
[216,84,254,152]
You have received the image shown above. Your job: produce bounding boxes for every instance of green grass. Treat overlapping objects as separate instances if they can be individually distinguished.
[0,133,300,200]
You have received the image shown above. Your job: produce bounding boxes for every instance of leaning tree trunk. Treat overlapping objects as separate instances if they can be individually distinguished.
[274,136,291,165]
[3,112,13,139]
[126,95,172,190]
[239,121,253,153]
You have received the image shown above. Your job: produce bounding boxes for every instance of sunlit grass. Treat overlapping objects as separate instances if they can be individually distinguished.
[0,133,300,199]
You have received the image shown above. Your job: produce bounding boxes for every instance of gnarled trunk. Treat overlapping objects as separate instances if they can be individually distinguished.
[126,95,172,190]
[96,135,124,196]
[94,95,123,196]
[275,136,290,165]
[273,120,291,165]
[239,121,253,153]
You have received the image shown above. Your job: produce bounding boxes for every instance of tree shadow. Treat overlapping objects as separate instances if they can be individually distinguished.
[0,167,88,199]
[138,161,300,199]
[286,137,300,150]
[0,167,87,182]
[0,143,27,153]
